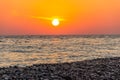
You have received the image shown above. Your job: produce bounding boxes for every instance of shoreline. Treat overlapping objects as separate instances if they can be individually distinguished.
[0,57,120,80]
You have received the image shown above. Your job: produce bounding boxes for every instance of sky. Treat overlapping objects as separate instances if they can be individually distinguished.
[0,0,120,35]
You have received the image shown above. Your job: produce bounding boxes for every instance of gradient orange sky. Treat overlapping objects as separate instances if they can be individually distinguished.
[0,0,120,35]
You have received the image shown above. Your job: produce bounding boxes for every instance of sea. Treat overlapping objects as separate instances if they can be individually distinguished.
[0,35,120,67]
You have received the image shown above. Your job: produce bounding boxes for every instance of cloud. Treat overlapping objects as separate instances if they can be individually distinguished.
[31,16,65,21]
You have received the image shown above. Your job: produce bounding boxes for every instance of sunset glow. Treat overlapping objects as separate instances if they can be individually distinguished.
[52,19,59,26]
[0,0,120,35]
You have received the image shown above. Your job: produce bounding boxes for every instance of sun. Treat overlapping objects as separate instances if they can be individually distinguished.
[52,18,60,26]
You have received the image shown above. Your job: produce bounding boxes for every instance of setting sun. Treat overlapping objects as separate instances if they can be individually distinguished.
[52,19,60,26]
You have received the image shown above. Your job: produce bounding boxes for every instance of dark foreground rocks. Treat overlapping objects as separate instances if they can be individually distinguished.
[0,57,120,80]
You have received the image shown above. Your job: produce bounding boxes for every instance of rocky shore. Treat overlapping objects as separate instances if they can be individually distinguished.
[0,57,120,80]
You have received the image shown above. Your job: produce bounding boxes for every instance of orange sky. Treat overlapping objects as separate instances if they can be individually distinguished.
[0,0,120,35]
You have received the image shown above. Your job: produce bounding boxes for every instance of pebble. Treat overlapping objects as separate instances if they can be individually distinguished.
[0,57,120,80]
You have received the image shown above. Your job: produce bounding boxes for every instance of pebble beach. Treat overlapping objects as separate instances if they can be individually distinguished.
[0,35,120,80]
[0,57,120,80]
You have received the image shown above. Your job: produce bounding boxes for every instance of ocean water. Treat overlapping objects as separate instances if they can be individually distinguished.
[0,35,120,67]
